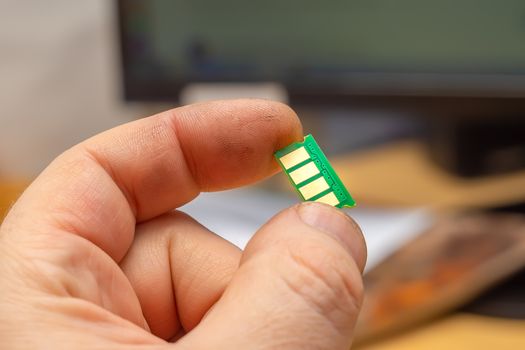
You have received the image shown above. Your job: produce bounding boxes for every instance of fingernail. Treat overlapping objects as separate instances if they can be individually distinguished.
[297,202,366,271]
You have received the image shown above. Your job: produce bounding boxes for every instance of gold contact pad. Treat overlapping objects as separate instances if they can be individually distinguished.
[299,177,330,200]
[315,192,340,206]
[289,161,320,184]
[279,147,310,169]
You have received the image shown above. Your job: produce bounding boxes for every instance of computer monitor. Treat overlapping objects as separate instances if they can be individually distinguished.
[118,1,525,103]
[117,0,525,176]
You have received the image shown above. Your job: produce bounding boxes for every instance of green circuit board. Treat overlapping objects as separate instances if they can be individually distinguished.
[275,134,356,208]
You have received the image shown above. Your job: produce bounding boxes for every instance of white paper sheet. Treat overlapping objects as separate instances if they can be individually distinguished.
[181,188,432,272]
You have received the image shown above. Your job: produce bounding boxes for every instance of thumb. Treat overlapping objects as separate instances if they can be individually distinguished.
[179,202,367,350]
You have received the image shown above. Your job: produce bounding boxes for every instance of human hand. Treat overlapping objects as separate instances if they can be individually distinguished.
[0,100,366,349]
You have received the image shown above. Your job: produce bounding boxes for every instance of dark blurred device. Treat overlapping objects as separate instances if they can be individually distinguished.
[429,117,525,177]
[462,267,525,319]
[117,0,525,177]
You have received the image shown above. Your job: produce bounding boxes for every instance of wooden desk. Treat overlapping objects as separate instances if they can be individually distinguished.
[333,140,525,210]
[0,179,27,221]
[357,313,525,350]
[319,141,525,347]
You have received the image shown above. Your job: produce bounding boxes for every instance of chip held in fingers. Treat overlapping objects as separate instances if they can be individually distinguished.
[275,134,356,208]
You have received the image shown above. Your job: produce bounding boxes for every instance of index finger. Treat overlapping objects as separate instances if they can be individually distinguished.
[5,99,302,261]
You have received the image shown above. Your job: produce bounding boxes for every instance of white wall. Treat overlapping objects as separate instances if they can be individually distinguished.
[0,0,146,177]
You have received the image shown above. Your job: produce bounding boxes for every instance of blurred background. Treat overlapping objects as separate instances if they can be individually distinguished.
[1,0,525,348]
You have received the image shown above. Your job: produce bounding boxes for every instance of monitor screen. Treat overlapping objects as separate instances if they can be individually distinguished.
[118,0,525,101]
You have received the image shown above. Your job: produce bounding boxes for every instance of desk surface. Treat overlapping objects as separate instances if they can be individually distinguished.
[357,313,525,350]
[0,179,27,221]
[333,140,525,210]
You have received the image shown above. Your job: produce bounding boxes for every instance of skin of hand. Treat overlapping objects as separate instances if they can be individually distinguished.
[0,99,367,349]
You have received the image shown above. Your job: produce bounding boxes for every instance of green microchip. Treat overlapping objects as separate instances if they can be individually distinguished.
[274,134,356,208]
